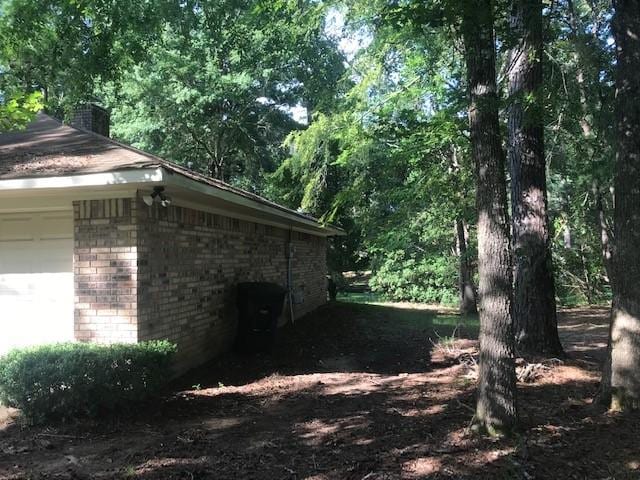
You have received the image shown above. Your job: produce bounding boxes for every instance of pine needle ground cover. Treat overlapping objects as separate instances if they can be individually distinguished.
[0,303,634,479]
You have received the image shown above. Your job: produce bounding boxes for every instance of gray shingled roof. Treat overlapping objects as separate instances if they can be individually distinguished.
[0,113,163,178]
[0,113,334,230]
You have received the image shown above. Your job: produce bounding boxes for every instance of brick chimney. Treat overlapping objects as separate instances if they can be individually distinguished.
[71,103,110,137]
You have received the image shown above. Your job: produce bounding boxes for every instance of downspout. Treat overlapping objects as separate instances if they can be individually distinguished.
[287,227,295,324]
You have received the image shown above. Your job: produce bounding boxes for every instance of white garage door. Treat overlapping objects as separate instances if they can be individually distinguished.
[0,211,74,355]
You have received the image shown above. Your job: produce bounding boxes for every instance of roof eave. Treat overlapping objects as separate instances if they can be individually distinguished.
[160,167,345,236]
[0,167,165,190]
[0,167,345,236]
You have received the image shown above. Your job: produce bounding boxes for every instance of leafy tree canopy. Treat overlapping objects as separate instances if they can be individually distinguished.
[0,0,618,306]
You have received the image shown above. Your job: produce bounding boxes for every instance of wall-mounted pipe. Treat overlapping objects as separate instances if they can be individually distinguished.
[287,228,295,324]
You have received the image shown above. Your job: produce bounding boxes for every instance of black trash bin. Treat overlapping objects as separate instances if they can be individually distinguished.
[235,282,288,353]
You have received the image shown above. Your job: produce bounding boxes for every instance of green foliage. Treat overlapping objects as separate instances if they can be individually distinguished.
[551,212,611,305]
[0,0,166,112]
[543,0,615,305]
[269,16,474,303]
[0,0,618,307]
[99,0,345,186]
[0,0,345,189]
[271,0,615,307]
[0,341,176,423]
[370,250,459,304]
[0,91,43,131]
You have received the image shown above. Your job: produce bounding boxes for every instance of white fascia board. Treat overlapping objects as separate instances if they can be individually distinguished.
[162,168,344,236]
[0,167,344,235]
[0,168,165,191]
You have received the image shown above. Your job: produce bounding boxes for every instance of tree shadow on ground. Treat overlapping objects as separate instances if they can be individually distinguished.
[2,304,634,480]
[175,302,478,390]
[557,306,610,364]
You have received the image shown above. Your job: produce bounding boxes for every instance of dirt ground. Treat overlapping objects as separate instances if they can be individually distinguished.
[1,302,638,480]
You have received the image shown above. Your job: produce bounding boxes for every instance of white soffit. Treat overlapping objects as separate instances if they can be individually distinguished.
[0,167,344,236]
[162,169,343,236]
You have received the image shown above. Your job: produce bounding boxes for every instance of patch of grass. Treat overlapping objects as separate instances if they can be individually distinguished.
[433,314,478,327]
[431,314,479,337]
[335,299,479,341]
[433,329,460,347]
[337,291,478,324]
[336,291,384,304]
[123,465,136,478]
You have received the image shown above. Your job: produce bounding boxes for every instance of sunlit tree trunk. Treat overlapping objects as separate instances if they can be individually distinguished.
[461,0,518,435]
[456,219,478,315]
[599,0,640,411]
[507,0,563,355]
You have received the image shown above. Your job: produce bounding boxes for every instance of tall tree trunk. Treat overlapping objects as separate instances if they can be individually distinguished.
[507,0,563,355]
[456,219,478,315]
[599,0,640,411]
[592,182,614,284]
[578,243,594,305]
[461,0,518,435]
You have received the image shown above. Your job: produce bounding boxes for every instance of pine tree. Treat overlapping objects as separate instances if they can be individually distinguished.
[507,0,563,355]
[462,0,518,434]
[599,0,640,411]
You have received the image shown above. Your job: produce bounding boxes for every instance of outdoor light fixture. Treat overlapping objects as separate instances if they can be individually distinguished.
[142,186,172,207]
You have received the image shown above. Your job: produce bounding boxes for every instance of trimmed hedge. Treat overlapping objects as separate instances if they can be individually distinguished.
[0,341,176,423]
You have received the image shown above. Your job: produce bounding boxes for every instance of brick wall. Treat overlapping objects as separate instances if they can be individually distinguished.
[73,194,327,373]
[73,198,139,343]
[136,199,327,373]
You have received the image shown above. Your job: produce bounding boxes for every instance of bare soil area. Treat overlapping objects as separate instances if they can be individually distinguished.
[1,302,637,479]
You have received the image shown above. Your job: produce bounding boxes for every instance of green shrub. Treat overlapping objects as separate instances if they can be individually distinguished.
[0,341,176,423]
[369,250,459,305]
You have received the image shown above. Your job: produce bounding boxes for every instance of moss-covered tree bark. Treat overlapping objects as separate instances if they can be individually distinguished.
[461,0,519,435]
[600,0,640,411]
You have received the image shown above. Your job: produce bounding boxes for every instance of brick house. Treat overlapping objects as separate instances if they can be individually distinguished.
[0,110,341,372]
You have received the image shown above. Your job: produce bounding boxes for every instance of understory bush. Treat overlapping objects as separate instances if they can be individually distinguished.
[0,341,176,423]
[369,250,459,305]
